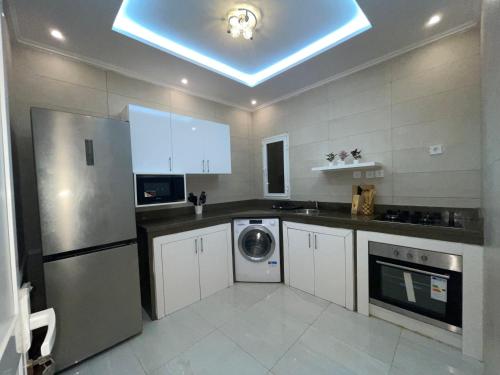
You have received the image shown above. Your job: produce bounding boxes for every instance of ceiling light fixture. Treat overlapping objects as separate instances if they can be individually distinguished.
[251,99,257,106]
[426,14,442,27]
[227,8,257,40]
[49,28,65,41]
[181,78,188,85]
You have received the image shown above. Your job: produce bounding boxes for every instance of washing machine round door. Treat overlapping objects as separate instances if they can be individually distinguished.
[238,225,276,262]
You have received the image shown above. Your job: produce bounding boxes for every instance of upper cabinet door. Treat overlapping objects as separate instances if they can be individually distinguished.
[126,105,173,174]
[313,233,346,306]
[287,228,315,295]
[202,121,231,174]
[171,114,206,173]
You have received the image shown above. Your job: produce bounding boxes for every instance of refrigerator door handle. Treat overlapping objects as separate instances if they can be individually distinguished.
[85,139,94,166]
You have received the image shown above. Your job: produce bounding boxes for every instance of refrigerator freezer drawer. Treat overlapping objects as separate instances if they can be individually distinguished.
[44,243,142,371]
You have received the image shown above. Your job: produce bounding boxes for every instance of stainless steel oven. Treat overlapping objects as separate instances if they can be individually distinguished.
[369,242,462,333]
[135,174,186,207]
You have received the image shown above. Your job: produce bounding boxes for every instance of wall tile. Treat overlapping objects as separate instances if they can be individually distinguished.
[392,114,481,151]
[329,107,391,139]
[329,83,391,120]
[391,85,480,128]
[107,93,171,119]
[106,72,171,106]
[12,46,107,90]
[391,55,480,104]
[393,170,481,198]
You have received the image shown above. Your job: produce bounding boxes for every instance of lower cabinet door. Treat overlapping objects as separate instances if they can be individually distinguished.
[287,228,315,295]
[162,236,201,314]
[314,232,346,306]
[199,230,229,299]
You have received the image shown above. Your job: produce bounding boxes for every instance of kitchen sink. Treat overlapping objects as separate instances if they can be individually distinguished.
[294,208,320,216]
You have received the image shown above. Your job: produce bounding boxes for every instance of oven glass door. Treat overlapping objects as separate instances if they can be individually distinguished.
[369,255,462,330]
[136,175,185,206]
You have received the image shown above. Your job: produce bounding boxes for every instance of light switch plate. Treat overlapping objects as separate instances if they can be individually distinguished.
[375,169,384,178]
[353,171,362,179]
[366,171,375,179]
[429,144,443,155]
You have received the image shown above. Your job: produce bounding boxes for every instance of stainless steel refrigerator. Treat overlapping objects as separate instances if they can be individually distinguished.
[31,108,142,371]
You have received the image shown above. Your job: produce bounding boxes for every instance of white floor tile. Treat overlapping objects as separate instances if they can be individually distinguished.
[311,303,401,365]
[129,308,214,373]
[272,341,353,375]
[189,285,263,327]
[391,330,484,375]
[233,282,283,300]
[59,342,145,375]
[219,301,309,369]
[152,331,268,375]
[260,286,330,325]
[298,327,391,374]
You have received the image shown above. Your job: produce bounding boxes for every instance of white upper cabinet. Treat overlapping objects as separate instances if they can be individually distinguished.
[123,104,173,174]
[202,120,231,174]
[171,115,231,174]
[171,114,205,174]
[125,105,232,175]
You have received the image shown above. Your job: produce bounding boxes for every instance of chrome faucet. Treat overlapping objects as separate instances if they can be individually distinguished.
[309,200,319,210]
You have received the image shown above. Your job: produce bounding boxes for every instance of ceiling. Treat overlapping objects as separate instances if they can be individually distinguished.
[112,0,371,86]
[7,0,480,111]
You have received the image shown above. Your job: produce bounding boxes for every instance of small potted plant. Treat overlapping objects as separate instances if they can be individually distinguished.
[338,150,349,165]
[326,153,337,167]
[351,148,362,164]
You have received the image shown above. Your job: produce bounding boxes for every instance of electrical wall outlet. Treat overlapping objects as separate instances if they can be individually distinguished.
[353,171,362,179]
[365,171,375,179]
[375,169,384,178]
[429,144,443,155]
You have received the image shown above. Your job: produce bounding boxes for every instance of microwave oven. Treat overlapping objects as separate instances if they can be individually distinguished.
[135,174,186,207]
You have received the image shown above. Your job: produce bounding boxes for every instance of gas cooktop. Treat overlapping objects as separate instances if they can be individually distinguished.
[374,210,464,228]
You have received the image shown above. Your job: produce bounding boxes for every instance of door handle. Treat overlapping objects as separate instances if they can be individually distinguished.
[169,157,172,171]
[207,160,210,173]
[195,239,198,254]
[200,237,204,253]
[314,234,318,250]
[202,160,205,173]
[375,260,450,279]
[308,233,311,248]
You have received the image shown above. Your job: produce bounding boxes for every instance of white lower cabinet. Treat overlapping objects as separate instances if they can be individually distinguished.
[283,221,354,310]
[153,224,233,318]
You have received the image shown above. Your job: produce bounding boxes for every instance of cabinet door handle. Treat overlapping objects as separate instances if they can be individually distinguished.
[314,234,318,250]
[207,160,210,173]
[308,233,311,248]
[169,157,172,171]
[202,160,205,173]
[200,237,204,253]
[195,239,198,254]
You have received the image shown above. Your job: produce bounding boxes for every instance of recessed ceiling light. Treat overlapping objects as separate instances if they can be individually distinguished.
[251,99,257,106]
[50,29,65,41]
[426,14,442,27]
[181,78,188,85]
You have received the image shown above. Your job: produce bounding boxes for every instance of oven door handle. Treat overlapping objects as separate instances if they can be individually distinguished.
[376,260,450,279]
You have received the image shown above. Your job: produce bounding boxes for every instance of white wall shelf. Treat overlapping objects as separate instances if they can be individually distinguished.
[311,161,382,172]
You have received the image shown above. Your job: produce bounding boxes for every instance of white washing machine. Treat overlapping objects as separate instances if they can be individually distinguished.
[233,218,281,282]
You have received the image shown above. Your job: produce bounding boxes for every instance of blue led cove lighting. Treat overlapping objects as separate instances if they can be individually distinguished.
[113,1,372,87]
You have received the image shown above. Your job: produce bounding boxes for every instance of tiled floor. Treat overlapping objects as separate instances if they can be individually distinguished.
[61,283,484,375]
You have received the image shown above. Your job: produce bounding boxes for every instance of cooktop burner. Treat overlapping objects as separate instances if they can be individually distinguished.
[375,210,463,228]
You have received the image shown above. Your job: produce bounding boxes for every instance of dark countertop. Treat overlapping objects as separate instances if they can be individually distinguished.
[137,204,483,245]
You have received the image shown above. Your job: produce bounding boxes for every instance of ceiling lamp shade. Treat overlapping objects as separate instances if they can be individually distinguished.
[227,8,257,40]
